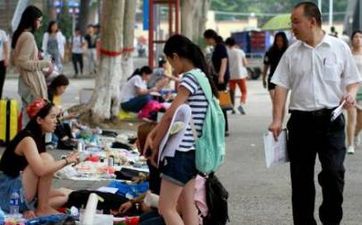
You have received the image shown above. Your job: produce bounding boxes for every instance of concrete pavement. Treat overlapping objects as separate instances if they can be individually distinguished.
[1,74,362,224]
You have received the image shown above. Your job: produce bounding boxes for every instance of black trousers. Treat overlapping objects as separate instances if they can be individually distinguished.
[72,53,83,75]
[287,109,346,225]
[0,61,6,99]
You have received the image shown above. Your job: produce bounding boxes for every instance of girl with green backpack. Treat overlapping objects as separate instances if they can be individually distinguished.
[144,34,220,225]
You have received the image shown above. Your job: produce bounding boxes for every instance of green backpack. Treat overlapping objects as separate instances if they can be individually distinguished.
[190,72,226,174]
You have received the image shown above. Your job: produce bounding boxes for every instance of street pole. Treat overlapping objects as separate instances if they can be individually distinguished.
[318,0,322,11]
[329,0,333,26]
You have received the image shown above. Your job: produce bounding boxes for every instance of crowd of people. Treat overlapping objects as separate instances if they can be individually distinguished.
[1,1,362,225]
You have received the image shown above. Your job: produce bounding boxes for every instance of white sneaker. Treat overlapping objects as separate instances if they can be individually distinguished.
[347,145,355,154]
[354,135,360,147]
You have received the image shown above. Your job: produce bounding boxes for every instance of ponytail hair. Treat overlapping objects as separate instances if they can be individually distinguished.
[128,66,153,81]
[164,34,218,97]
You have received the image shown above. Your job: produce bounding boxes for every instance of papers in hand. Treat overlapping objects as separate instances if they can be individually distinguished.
[330,100,345,122]
[263,130,289,168]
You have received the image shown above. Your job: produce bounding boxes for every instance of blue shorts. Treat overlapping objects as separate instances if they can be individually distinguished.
[160,150,197,186]
[0,172,36,213]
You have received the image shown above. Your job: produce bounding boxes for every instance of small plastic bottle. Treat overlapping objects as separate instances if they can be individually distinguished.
[0,207,5,225]
[9,191,20,215]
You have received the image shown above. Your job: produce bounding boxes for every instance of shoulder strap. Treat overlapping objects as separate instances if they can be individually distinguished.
[188,70,213,102]
[188,69,213,140]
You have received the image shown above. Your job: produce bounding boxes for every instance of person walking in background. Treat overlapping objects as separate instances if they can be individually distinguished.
[84,24,98,74]
[42,21,64,72]
[71,27,85,77]
[203,29,230,136]
[346,30,362,154]
[12,5,52,126]
[269,2,361,225]
[262,31,289,103]
[0,28,9,99]
[225,37,248,114]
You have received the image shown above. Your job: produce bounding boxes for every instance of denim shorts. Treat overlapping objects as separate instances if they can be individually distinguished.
[0,172,36,213]
[160,150,197,186]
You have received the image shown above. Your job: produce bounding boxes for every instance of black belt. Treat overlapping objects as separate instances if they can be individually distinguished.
[289,108,335,117]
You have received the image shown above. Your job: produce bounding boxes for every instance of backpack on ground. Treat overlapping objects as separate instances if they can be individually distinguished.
[190,71,225,174]
[203,173,229,225]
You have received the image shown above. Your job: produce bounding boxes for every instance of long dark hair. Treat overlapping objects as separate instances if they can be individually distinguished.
[164,34,218,97]
[25,101,54,151]
[270,31,288,53]
[47,21,58,34]
[128,66,152,81]
[203,29,224,44]
[11,5,43,49]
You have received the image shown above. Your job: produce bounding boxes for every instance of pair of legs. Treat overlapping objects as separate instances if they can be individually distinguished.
[229,78,247,106]
[355,107,362,141]
[87,48,97,73]
[0,60,6,99]
[346,107,357,150]
[287,111,345,225]
[22,153,68,216]
[347,106,362,148]
[158,151,198,225]
[72,53,83,76]
[159,178,197,225]
[121,95,152,113]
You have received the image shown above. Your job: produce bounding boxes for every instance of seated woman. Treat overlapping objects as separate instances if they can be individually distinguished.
[120,66,158,113]
[0,98,79,218]
[47,74,78,150]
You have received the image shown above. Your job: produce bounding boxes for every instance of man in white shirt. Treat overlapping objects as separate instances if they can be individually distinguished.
[71,28,85,77]
[0,29,9,99]
[269,2,361,225]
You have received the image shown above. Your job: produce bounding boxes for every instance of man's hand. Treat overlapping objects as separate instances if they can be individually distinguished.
[268,120,283,141]
[342,93,356,110]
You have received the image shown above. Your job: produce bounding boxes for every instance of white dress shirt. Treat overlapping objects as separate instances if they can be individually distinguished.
[271,34,362,111]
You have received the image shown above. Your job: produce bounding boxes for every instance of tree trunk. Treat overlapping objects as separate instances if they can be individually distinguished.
[181,0,210,43]
[88,0,125,122]
[79,0,91,34]
[121,0,137,95]
[195,0,210,45]
[180,0,195,40]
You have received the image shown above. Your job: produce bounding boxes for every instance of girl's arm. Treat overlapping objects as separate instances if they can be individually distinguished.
[136,86,158,95]
[262,64,269,89]
[19,137,78,176]
[151,86,190,152]
[218,58,228,83]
